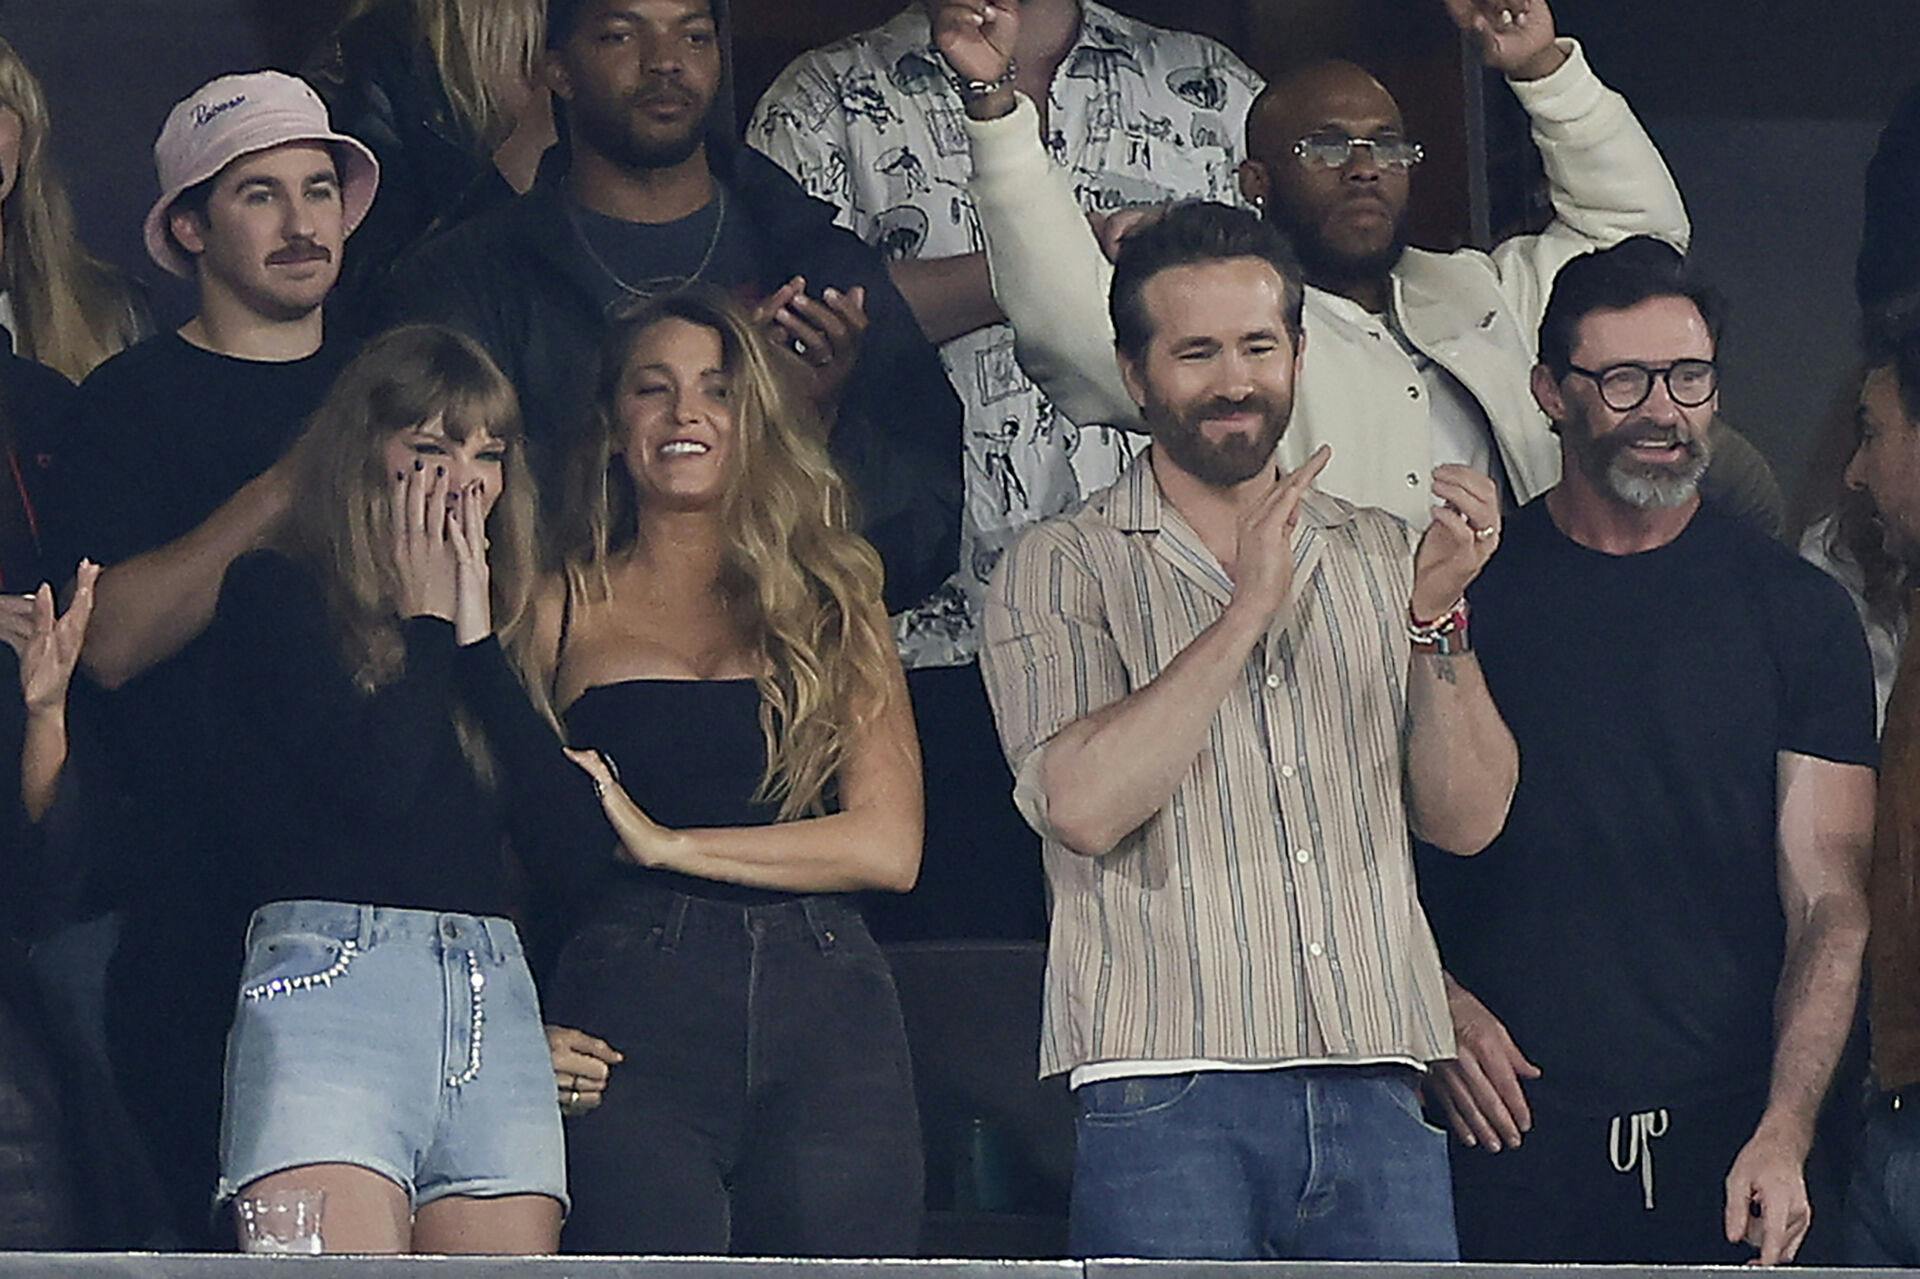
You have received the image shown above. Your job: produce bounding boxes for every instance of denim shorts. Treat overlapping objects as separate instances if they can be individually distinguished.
[216,901,567,1213]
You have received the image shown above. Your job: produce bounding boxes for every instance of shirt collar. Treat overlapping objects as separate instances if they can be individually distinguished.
[1095,446,1359,536]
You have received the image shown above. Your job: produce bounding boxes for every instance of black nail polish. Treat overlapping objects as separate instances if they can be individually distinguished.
[436,465,445,477]
[413,459,423,471]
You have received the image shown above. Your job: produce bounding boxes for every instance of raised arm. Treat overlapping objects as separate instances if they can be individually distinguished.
[1403,466,1517,854]
[983,451,1330,857]
[1447,0,1690,330]
[934,2,1141,431]
[1721,751,1873,1265]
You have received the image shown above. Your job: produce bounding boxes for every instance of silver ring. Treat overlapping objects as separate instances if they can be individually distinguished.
[567,1087,580,1106]
[1474,524,1498,541]
[1497,7,1516,26]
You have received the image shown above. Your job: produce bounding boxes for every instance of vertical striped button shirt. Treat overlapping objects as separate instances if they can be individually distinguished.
[982,451,1456,1078]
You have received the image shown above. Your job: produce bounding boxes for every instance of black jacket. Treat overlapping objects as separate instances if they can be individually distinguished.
[308,3,518,325]
[389,143,963,614]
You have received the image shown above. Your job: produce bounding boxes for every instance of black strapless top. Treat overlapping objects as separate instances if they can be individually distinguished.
[563,678,794,904]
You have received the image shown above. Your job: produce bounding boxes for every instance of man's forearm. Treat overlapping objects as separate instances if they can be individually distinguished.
[888,253,1005,346]
[82,464,290,688]
[1759,896,1869,1149]
[1039,603,1266,856]
[1404,651,1517,855]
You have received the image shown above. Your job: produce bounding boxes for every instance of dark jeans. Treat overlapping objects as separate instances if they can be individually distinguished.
[1451,1088,1764,1264]
[1068,1066,1457,1260]
[1843,1090,1920,1265]
[864,663,1043,942]
[546,886,924,1256]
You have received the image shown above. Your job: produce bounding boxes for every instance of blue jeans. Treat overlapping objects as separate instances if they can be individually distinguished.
[1069,1065,1457,1260]
[1844,1093,1920,1266]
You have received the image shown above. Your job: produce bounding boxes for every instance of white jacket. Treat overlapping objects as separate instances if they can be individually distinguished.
[967,39,1690,524]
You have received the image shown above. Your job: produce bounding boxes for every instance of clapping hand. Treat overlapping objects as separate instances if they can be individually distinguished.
[1441,0,1564,80]
[1226,446,1333,627]
[1411,466,1501,623]
[754,276,868,414]
[0,559,99,716]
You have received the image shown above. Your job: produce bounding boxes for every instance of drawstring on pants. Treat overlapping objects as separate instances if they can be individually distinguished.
[1608,1108,1669,1210]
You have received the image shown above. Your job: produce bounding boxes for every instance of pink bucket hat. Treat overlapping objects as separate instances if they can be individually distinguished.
[143,71,380,279]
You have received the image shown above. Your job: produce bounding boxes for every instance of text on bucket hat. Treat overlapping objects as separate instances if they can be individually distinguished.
[143,70,380,280]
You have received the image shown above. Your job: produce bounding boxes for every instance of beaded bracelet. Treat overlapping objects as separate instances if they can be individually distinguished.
[1408,598,1471,656]
[944,55,1019,103]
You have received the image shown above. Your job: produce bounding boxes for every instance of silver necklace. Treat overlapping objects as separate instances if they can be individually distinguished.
[568,184,730,300]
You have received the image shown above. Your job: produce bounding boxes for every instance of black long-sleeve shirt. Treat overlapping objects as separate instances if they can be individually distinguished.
[207,550,610,920]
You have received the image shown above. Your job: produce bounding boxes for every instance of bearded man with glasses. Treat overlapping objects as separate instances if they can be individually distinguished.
[944,0,1780,532]
[1415,237,1878,1266]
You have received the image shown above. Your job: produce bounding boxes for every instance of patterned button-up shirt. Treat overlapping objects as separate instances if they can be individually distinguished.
[982,451,1456,1077]
[749,3,1261,667]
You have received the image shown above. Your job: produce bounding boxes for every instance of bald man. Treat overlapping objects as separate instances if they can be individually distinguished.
[940,0,1701,525]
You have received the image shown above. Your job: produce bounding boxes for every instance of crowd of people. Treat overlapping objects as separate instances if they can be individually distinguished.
[0,0,1917,1264]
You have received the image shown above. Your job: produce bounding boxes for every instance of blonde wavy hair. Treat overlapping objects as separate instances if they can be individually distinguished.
[553,289,895,820]
[343,0,544,149]
[0,37,140,381]
[283,324,547,774]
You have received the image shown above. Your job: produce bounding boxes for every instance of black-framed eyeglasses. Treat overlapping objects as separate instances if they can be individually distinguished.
[1291,130,1425,172]
[1565,359,1719,412]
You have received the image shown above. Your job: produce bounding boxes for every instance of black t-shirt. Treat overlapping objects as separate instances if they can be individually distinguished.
[1416,498,1878,1114]
[58,334,351,909]
[206,551,609,918]
[569,192,765,306]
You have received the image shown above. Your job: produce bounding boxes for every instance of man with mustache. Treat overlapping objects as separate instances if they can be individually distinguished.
[941,0,1779,532]
[981,201,1517,1260]
[394,0,962,618]
[55,71,377,1245]
[747,0,1260,944]
[1414,238,1878,1265]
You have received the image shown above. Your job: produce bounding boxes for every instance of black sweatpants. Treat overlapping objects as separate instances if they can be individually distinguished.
[1450,1089,1765,1265]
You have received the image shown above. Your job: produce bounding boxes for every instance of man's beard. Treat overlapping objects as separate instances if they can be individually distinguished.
[1148,388,1292,487]
[1567,416,1713,509]
[1280,199,1410,290]
[571,83,712,171]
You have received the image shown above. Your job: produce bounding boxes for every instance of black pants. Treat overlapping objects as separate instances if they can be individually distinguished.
[1451,1089,1764,1264]
[0,977,75,1249]
[863,663,1043,943]
[546,886,924,1255]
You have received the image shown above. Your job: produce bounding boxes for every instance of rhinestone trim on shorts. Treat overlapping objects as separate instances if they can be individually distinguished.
[241,940,360,1001]
[446,950,486,1087]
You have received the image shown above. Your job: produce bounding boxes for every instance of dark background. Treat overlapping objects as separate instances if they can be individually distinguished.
[7,0,1915,503]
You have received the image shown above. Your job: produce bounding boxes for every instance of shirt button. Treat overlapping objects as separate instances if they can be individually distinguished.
[1295,848,1312,864]
[1406,472,1420,487]
[1280,764,1296,779]
[1265,673,1281,689]
[1407,385,1421,399]
[1308,941,1325,957]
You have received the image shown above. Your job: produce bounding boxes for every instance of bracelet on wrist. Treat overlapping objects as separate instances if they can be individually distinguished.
[1408,598,1471,656]
[942,53,1018,104]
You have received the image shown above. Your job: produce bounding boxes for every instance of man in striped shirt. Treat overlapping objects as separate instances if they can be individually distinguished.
[979,200,1517,1259]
